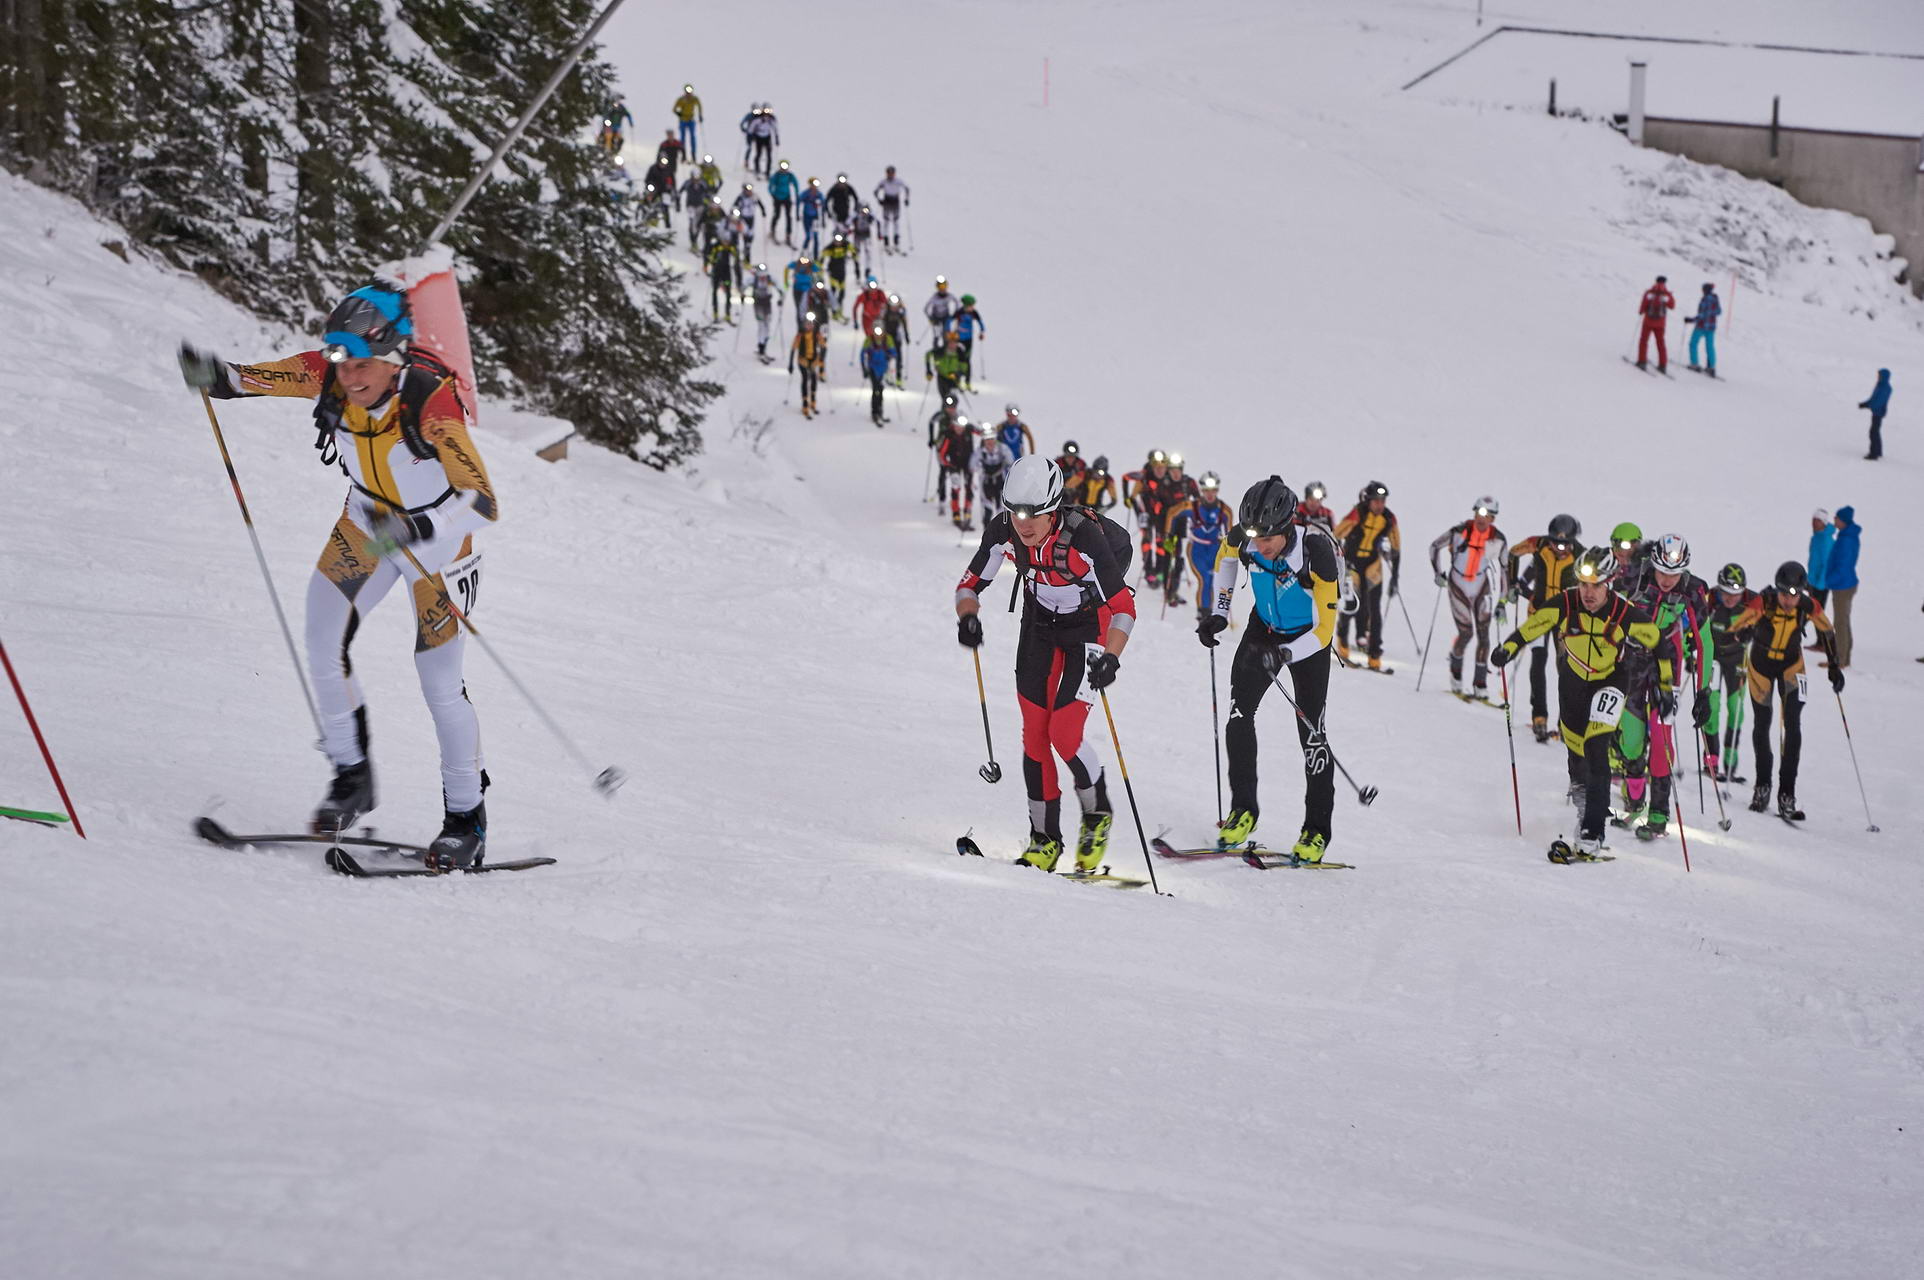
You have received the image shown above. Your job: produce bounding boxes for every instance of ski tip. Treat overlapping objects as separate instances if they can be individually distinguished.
[194,815,233,845]
[955,835,985,858]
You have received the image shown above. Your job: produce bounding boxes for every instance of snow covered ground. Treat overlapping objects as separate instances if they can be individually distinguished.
[5,2,1923,1277]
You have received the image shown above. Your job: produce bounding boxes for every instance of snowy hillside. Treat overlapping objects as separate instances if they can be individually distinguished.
[5,2,1924,1278]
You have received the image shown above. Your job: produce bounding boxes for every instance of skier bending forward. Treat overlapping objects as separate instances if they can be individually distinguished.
[1197,477,1342,863]
[955,456,1136,873]
[178,284,498,870]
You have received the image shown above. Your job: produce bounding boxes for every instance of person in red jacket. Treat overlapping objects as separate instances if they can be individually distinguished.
[850,276,889,335]
[1636,275,1675,372]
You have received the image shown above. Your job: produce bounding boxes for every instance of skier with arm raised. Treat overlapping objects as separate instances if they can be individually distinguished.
[177,285,498,869]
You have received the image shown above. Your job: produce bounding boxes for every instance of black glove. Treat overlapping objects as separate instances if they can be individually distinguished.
[368,507,434,549]
[1197,614,1229,648]
[1490,642,1515,669]
[1087,651,1120,691]
[1257,643,1296,676]
[1656,691,1678,721]
[178,342,227,392]
[957,613,983,649]
[1691,690,1711,728]
[1830,667,1845,693]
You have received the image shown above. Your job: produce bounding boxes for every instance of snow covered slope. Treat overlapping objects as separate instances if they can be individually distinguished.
[5,2,1923,1277]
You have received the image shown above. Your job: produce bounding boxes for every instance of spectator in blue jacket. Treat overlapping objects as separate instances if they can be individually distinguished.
[1826,508,1860,668]
[1858,369,1892,460]
[1687,283,1721,376]
[1807,509,1834,609]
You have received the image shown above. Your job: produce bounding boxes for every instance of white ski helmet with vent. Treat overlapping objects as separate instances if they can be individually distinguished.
[1003,455,1064,517]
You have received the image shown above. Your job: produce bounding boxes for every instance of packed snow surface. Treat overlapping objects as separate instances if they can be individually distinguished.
[4,2,1922,1277]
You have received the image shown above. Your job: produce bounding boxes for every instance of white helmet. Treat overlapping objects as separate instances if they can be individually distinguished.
[1473,495,1499,516]
[1003,455,1064,516]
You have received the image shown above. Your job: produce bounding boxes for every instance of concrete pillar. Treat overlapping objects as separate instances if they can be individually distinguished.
[1628,61,1647,145]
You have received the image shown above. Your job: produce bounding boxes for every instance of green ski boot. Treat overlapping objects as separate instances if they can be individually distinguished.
[1016,831,1063,872]
[1216,808,1257,850]
[1075,812,1113,873]
[1289,830,1328,865]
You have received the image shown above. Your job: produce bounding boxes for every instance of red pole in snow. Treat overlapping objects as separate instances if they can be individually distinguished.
[0,635,86,838]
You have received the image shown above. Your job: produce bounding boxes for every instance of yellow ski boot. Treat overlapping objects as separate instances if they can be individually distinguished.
[1217,809,1257,850]
[1289,830,1328,865]
[1074,812,1113,873]
[1016,832,1063,872]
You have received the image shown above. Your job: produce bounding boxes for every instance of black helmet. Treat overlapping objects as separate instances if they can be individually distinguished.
[1092,454,1110,474]
[321,284,413,363]
[1548,513,1581,540]
[1774,561,1807,593]
[1360,480,1389,502]
[1574,546,1619,585]
[1239,476,1299,538]
[1716,563,1746,592]
[1304,481,1327,502]
[1061,439,1080,456]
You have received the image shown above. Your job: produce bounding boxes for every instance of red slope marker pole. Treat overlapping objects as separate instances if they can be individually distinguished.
[0,636,86,838]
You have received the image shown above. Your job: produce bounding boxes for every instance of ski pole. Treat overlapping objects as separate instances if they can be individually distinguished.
[1209,645,1225,825]
[1704,708,1733,832]
[1497,662,1522,836]
[1097,690,1165,895]
[200,391,325,746]
[1693,674,1708,817]
[1266,664,1378,806]
[1661,716,1691,872]
[923,443,935,502]
[1413,581,1443,691]
[0,635,86,838]
[374,524,624,798]
[1833,689,1880,832]
[1396,583,1423,654]
[969,648,1002,784]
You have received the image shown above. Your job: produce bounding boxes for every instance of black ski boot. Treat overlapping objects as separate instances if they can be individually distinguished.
[426,802,487,871]
[1777,791,1805,822]
[1748,781,1771,813]
[312,760,375,835]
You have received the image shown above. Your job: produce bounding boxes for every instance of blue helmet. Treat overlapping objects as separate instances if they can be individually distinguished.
[322,285,413,363]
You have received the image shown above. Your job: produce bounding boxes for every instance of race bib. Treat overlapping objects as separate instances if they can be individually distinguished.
[441,551,482,619]
[1794,672,1809,703]
[1589,686,1626,727]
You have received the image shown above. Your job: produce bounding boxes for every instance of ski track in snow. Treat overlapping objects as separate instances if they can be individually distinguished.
[5,2,1924,1276]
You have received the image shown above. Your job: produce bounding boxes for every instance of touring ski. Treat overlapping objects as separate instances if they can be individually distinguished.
[324,847,556,878]
[196,816,427,857]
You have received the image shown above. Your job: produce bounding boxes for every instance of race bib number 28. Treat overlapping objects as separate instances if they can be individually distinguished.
[441,551,482,619]
[1588,687,1626,728]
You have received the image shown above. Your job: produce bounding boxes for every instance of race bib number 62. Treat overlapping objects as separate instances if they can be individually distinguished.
[1589,687,1626,728]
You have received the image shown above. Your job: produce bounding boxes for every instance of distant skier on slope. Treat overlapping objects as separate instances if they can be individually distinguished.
[938,415,978,531]
[882,294,913,386]
[1615,534,1710,841]
[745,262,779,361]
[996,404,1036,459]
[975,429,1015,517]
[788,310,825,419]
[1491,547,1660,862]
[768,160,798,246]
[1728,562,1843,822]
[874,165,910,250]
[860,326,895,427]
[177,285,498,869]
[1700,563,1756,783]
[923,275,960,341]
[1167,472,1235,623]
[1428,496,1510,700]
[954,456,1136,873]
[1196,477,1343,863]
[672,83,703,156]
[1334,481,1399,669]
[824,172,860,233]
[1635,274,1675,372]
[1685,282,1720,377]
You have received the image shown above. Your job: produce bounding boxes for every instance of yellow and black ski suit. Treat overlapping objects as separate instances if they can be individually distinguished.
[1334,504,1400,661]
[1507,534,1583,723]
[1495,589,1659,842]
[1729,589,1839,802]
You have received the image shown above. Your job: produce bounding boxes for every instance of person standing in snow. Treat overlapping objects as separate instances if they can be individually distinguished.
[599,93,632,154]
[1858,368,1892,460]
[705,233,742,322]
[860,326,895,427]
[923,275,960,342]
[955,456,1136,873]
[975,429,1015,517]
[850,276,889,337]
[1806,509,1834,610]
[672,83,703,157]
[1167,471,1234,623]
[824,173,860,233]
[1428,497,1510,700]
[874,165,910,250]
[1635,274,1675,372]
[1730,563,1843,822]
[1492,548,1661,860]
[176,285,498,869]
[745,263,779,361]
[788,310,825,419]
[1506,514,1584,742]
[937,415,978,531]
[768,160,798,247]
[641,152,678,225]
[1334,481,1400,669]
[1197,477,1343,863]
[677,167,712,251]
[926,329,968,402]
[1824,508,1860,670]
[1686,282,1720,377]
[951,294,986,392]
[798,178,826,256]
[732,182,768,252]
[882,294,913,387]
